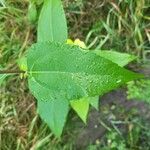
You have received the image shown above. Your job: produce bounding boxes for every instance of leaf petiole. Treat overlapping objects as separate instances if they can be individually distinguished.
[0,70,25,75]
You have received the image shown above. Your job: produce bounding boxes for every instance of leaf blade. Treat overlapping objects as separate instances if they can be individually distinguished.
[89,50,136,109]
[36,0,69,137]
[27,42,142,102]
[29,77,69,137]
[89,96,99,110]
[70,98,89,123]
[37,0,68,42]
[94,50,136,67]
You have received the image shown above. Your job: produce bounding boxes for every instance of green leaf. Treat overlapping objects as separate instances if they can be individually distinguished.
[70,98,89,123]
[27,42,142,103]
[38,99,69,137]
[70,96,99,123]
[89,96,99,110]
[17,56,28,71]
[94,50,136,67]
[37,0,68,42]
[36,0,69,137]
[29,78,69,137]
[89,50,136,109]
[70,96,99,122]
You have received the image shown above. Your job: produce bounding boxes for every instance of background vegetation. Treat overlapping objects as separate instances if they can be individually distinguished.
[0,0,150,149]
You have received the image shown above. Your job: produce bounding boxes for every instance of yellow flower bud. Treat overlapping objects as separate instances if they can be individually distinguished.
[66,39,74,45]
[74,39,87,49]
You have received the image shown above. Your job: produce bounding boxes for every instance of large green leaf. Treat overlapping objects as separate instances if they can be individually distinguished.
[27,42,142,103]
[37,0,68,42]
[94,50,136,67]
[70,98,89,123]
[29,78,69,137]
[36,0,68,137]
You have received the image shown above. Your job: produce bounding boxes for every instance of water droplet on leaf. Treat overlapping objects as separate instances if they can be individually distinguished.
[116,79,122,83]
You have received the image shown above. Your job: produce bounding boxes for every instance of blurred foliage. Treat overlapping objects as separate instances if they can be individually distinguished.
[64,0,150,59]
[127,79,150,104]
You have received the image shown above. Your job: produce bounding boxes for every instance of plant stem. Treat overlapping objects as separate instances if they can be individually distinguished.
[0,70,25,74]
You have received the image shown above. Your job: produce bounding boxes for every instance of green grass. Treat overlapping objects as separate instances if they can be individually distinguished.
[0,0,150,149]
[66,0,150,59]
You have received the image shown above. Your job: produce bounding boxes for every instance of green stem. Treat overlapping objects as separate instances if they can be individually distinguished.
[0,70,25,75]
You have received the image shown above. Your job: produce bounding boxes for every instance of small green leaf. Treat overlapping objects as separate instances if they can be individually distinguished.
[70,96,99,123]
[89,96,99,110]
[37,0,68,42]
[17,56,28,71]
[94,50,136,67]
[27,42,142,103]
[70,98,89,123]
[29,78,69,137]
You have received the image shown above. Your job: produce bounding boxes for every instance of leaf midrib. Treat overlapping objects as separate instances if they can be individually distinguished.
[50,0,53,41]
[30,75,89,98]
